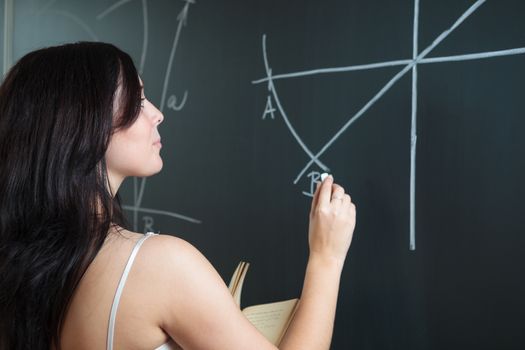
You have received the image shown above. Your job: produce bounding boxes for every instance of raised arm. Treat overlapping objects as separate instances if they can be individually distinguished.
[279,175,356,349]
[149,175,355,350]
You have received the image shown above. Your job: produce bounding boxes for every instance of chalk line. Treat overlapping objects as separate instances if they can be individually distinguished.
[252,58,413,84]
[46,10,99,41]
[139,0,149,74]
[159,0,192,113]
[122,205,202,224]
[97,0,133,20]
[410,0,420,251]
[262,34,329,172]
[293,0,487,184]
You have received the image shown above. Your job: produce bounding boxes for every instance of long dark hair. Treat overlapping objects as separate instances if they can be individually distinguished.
[0,42,142,349]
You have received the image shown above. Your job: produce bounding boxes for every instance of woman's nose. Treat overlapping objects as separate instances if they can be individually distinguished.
[149,102,164,125]
[156,113,164,125]
[156,110,164,125]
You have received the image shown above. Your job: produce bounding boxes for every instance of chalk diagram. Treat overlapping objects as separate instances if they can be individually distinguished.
[36,0,202,232]
[252,0,525,250]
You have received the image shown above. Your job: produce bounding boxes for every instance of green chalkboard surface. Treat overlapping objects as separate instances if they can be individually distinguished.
[4,0,525,348]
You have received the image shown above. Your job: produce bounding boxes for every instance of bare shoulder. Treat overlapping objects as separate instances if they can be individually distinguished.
[120,231,277,349]
[140,233,208,269]
[133,232,224,298]
[106,227,201,265]
[148,233,197,253]
[137,233,231,326]
[103,228,215,306]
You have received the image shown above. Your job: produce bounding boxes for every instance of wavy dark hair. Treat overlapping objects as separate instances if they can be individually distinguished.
[0,42,142,349]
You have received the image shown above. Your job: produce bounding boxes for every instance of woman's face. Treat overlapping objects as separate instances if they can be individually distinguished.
[106,79,164,191]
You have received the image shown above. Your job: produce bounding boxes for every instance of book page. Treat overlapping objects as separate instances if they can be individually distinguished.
[228,262,249,306]
[227,262,243,294]
[242,299,298,345]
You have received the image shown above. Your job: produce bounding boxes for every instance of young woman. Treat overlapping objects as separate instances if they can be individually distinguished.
[0,42,356,350]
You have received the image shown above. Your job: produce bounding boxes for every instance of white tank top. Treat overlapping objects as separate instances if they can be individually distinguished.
[106,232,180,350]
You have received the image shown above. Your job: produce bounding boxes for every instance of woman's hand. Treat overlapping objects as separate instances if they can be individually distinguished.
[308,175,356,265]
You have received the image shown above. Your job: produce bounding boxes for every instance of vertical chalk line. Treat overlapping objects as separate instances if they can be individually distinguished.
[133,177,139,230]
[3,0,13,75]
[410,0,420,251]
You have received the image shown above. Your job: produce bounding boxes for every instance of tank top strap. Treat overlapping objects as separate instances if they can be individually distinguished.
[106,232,158,350]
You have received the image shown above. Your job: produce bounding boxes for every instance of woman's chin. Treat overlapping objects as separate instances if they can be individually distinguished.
[133,161,163,178]
[150,161,163,175]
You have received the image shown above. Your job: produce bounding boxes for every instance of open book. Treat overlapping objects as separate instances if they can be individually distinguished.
[228,261,299,346]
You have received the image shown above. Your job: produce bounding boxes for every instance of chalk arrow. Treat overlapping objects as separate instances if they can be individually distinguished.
[159,0,195,113]
[177,0,195,26]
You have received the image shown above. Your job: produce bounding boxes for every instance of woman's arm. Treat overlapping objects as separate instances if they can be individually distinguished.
[146,175,355,350]
[150,236,278,349]
[279,175,356,349]
[278,255,344,349]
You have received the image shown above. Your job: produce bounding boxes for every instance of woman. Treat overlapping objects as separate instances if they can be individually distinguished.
[0,42,356,350]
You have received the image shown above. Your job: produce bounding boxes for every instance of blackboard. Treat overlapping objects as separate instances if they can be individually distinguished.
[3,0,525,349]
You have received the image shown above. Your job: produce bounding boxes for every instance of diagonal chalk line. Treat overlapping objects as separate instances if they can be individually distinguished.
[139,0,149,74]
[252,1,525,250]
[45,10,99,41]
[256,45,525,250]
[135,175,147,219]
[292,60,414,183]
[252,58,413,84]
[420,47,525,64]
[262,35,329,171]
[159,1,191,113]
[252,47,525,84]
[97,0,133,20]
[293,0,489,184]
[122,205,202,224]
[35,0,57,16]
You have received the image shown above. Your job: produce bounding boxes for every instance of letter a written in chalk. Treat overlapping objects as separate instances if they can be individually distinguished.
[262,95,276,120]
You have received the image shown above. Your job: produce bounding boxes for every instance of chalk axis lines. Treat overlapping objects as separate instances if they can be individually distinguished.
[252,0,525,250]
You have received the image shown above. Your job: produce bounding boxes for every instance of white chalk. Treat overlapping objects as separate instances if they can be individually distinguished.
[320,173,330,181]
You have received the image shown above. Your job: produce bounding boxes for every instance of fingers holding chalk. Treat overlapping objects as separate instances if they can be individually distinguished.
[315,172,330,191]
[318,173,334,206]
[312,173,334,212]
